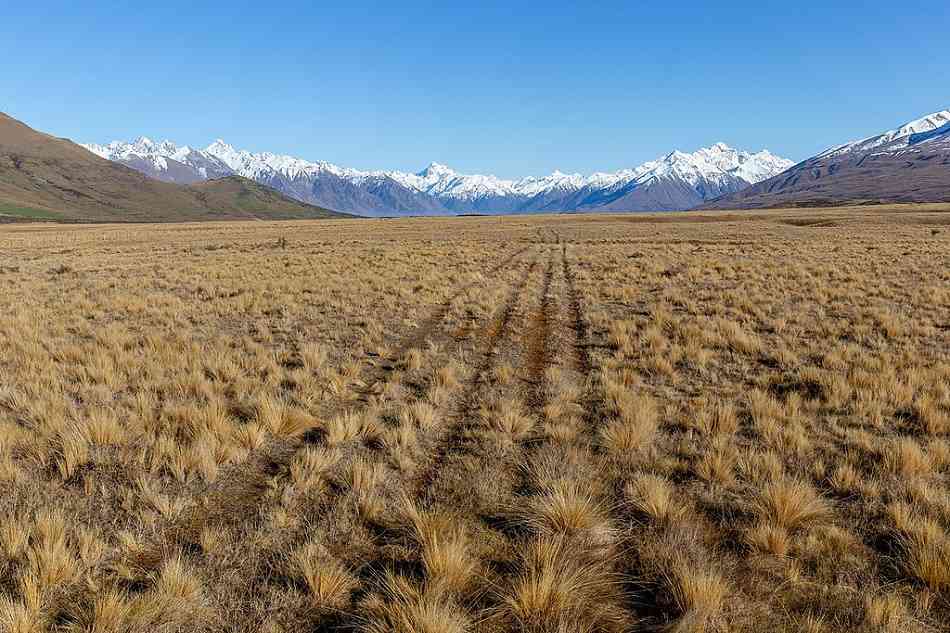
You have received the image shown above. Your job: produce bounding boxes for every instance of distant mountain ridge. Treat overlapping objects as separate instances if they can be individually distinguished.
[707,109,950,209]
[84,138,793,216]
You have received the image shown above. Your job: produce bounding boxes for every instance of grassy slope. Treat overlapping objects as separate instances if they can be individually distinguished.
[0,112,347,222]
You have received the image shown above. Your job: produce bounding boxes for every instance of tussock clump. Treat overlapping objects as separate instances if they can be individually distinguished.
[403,401,438,431]
[362,572,470,633]
[0,599,44,633]
[434,362,462,390]
[746,522,790,558]
[717,319,761,355]
[480,397,534,443]
[913,396,949,435]
[494,362,516,385]
[256,396,318,437]
[384,424,419,469]
[339,458,385,519]
[894,517,950,594]
[863,593,909,631]
[402,347,424,372]
[52,423,90,480]
[604,384,657,428]
[400,500,477,595]
[301,341,328,371]
[326,409,382,446]
[599,417,657,454]
[292,541,358,609]
[689,398,738,436]
[499,537,626,633]
[625,473,683,524]
[607,320,635,354]
[598,391,658,454]
[754,479,831,531]
[290,446,339,489]
[694,438,736,485]
[660,556,729,632]
[828,462,861,494]
[882,437,933,478]
[517,481,614,545]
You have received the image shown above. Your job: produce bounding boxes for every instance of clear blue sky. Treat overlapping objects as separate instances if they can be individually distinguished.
[2,1,948,177]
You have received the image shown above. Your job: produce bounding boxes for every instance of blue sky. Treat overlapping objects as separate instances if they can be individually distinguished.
[2,1,948,177]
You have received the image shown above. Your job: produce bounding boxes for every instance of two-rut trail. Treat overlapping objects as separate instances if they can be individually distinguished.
[341,246,557,628]
[413,252,540,501]
[195,248,547,631]
[107,244,535,563]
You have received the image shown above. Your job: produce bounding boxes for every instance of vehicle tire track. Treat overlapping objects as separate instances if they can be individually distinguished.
[356,244,531,399]
[413,253,539,501]
[311,251,541,631]
[484,244,633,633]
[562,238,593,379]
[95,245,534,591]
[178,245,532,535]
[183,247,542,632]
[525,248,556,410]
[341,248,547,631]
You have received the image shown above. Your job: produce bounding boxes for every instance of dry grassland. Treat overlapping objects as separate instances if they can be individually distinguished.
[0,206,948,632]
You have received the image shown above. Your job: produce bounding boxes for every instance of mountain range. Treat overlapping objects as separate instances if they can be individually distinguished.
[708,110,950,208]
[0,113,344,222]
[3,107,947,222]
[84,138,793,216]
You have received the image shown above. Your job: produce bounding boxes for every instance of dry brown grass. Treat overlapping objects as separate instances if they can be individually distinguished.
[291,541,358,609]
[0,207,948,631]
[754,478,831,531]
[499,537,625,632]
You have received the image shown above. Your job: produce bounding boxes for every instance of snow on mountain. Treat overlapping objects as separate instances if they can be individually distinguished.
[818,109,950,159]
[707,107,950,210]
[628,144,790,188]
[85,137,175,169]
[81,136,792,215]
[84,137,232,183]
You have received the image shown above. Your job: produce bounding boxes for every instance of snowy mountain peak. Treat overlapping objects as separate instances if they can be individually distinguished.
[418,162,455,178]
[206,139,234,152]
[894,110,950,137]
[664,150,690,162]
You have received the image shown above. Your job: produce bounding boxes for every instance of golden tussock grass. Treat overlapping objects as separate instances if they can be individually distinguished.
[399,500,478,595]
[516,480,615,546]
[625,473,684,525]
[291,541,359,609]
[754,478,831,532]
[361,572,470,633]
[660,555,729,632]
[499,536,625,633]
[1,208,948,631]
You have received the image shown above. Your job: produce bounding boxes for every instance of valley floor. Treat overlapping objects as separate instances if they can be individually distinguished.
[0,205,949,632]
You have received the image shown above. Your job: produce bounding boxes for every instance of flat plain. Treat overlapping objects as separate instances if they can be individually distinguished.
[1,205,949,632]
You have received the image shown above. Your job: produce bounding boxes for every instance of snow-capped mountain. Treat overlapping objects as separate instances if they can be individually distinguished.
[817,110,950,160]
[84,137,232,184]
[83,137,793,216]
[708,108,950,209]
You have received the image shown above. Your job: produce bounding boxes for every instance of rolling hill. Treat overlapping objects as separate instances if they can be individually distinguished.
[0,113,345,222]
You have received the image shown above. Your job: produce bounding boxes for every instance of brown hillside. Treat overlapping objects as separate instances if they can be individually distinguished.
[0,112,346,222]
